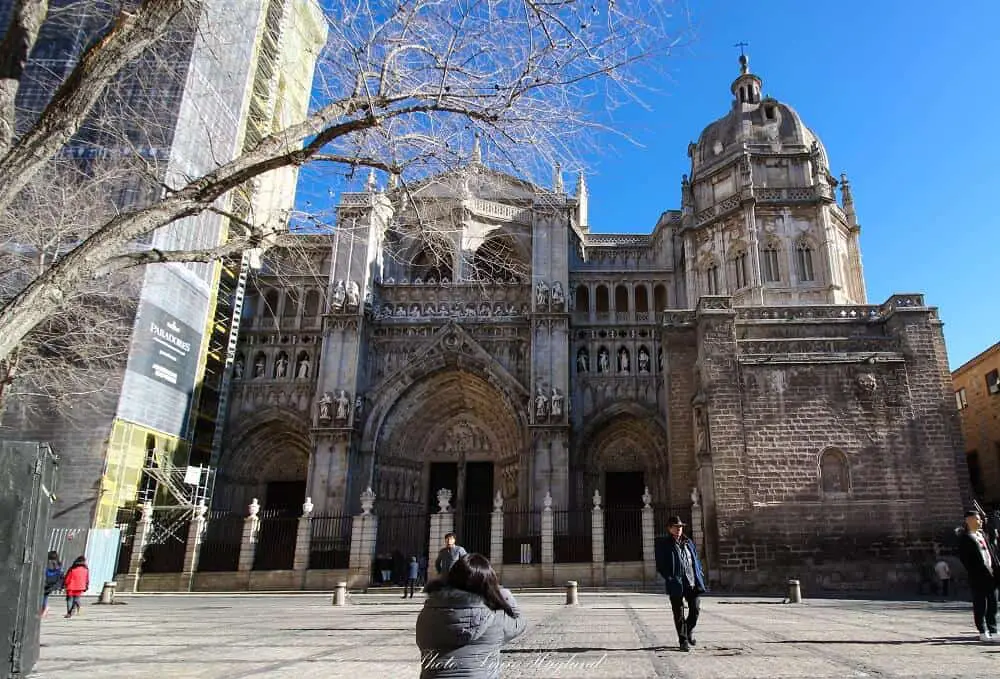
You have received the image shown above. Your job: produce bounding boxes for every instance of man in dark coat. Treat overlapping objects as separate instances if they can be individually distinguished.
[957,509,999,642]
[654,516,707,652]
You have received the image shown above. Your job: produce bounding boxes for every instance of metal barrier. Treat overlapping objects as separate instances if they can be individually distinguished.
[502,508,542,565]
[197,512,243,572]
[253,516,298,571]
[603,506,642,562]
[309,515,352,570]
[553,509,592,563]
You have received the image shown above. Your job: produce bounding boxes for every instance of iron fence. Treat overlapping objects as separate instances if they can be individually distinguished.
[197,512,243,572]
[502,509,542,565]
[604,506,642,562]
[454,509,492,558]
[652,503,693,539]
[114,507,139,575]
[309,515,352,570]
[142,519,190,573]
[253,516,298,571]
[553,509,592,563]
[373,507,429,585]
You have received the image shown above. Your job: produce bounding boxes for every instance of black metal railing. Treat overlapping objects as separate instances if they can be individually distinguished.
[604,506,642,562]
[455,509,493,559]
[197,512,243,572]
[253,516,298,571]
[309,515,352,570]
[142,520,190,573]
[553,509,592,563]
[653,503,693,538]
[502,509,542,565]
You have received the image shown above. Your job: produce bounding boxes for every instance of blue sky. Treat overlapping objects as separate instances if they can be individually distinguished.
[580,0,999,370]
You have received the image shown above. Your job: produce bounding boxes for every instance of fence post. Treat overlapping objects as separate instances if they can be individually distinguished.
[238,499,261,572]
[348,487,378,589]
[641,487,656,582]
[126,501,154,592]
[293,497,314,572]
[591,490,605,586]
[490,491,504,566]
[541,490,554,584]
[182,502,208,589]
[427,488,455,566]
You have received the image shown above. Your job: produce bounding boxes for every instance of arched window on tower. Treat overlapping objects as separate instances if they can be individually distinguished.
[796,241,815,282]
[705,263,720,295]
[760,241,781,283]
[595,285,610,317]
[635,285,649,315]
[731,250,749,289]
[819,448,850,495]
[653,284,667,312]
[614,284,629,315]
[304,289,321,317]
[575,285,590,314]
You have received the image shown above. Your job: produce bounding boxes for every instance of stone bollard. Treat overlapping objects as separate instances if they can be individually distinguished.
[332,582,348,607]
[786,579,802,604]
[565,580,579,605]
[97,581,117,605]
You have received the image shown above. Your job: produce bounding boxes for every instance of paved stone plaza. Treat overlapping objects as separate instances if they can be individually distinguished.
[32,592,1000,678]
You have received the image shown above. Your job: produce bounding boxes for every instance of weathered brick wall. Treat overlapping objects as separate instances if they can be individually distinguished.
[662,325,697,505]
[692,297,966,593]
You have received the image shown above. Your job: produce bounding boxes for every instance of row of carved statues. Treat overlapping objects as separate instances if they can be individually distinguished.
[534,281,566,311]
[317,389,362,423]
[576,346,658,374]
[234,351,313,381]
[377,301,530,319]
[534,386,565,420]
[330,280,363,313]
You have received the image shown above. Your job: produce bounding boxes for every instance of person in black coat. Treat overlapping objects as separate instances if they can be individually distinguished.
[654,516,707,652]
[957,510,999,642]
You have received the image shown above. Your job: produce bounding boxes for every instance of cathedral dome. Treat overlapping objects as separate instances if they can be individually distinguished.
[689,54,828,174]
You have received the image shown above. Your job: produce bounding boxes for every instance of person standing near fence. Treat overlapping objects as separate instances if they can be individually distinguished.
[434,533,468,577]
[404,556,420,598]
[41,551,63,618]
[62,556,89,618]
[654,516,707,652]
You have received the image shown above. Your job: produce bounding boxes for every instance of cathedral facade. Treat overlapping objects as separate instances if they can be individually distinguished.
[219,57,967,590]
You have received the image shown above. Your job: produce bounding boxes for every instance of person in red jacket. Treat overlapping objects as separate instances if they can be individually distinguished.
[62,556,89,618]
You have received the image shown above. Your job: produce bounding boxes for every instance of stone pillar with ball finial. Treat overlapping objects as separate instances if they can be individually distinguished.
[591,490,605,586]
[641,487,656,581]
[541,490,555,584]
[490,490,504,566]
[182,502,208,582]
[293,497,315,572]
[348,487,378,588]
[427,488,455,564]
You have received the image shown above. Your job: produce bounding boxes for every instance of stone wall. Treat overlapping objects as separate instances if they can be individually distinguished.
[953,342,1000,504]
[668,295,966,593]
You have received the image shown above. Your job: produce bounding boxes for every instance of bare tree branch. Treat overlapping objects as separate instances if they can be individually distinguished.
[0,0,49,156]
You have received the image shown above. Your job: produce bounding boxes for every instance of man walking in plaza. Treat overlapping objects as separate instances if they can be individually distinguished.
[434,532,468,577]
[957,510,998,642]
[654,516,706,652]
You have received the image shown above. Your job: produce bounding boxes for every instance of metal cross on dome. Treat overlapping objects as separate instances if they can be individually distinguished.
[734,41,749,57]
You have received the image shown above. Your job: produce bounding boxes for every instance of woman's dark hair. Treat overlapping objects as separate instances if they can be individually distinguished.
[72,556,86,567]
[426,553,517,617]
[47,551,59,562]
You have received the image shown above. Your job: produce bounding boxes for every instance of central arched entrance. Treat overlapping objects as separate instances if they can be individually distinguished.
[368,366,528,562]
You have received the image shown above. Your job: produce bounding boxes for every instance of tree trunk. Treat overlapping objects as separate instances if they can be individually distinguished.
[0,0,50,157]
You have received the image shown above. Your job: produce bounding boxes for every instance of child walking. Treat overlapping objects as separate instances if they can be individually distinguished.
[41,551,63,618]
[62,556,89,618]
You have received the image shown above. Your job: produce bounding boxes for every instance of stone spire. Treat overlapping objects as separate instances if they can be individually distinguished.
[840,173,858,228]
[471,132,482,164]
[574,169,588,230]
[553,162,564,193]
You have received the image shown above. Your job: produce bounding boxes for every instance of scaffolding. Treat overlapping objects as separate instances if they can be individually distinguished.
[139,451,215,545]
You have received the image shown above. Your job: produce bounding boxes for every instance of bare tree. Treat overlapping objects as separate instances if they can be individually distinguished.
[0,0,684,404]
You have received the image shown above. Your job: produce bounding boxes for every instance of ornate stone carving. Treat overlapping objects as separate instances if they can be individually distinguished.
[694,405,710,460]
[550,388,563,418]
[360,487,376,515]
[302,497,314,517]
[543,490,553,510]
[592,490,602,509]
[318,392,334,422]
[335,390,350,420]
[642,487,652,508]
[638,347,650,374]
[493,490,504,512]
[551,282,565,310]
[618,347,630,373]
[534,385,549,420]
[691,487,700,506]
[436,488,453,513]
[535,281,549,310]
[332,280,347,312]
[577,347,589,373]
[598,347,610,373]
[248,498,260,518]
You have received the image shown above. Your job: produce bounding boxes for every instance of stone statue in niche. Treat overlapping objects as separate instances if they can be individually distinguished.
[318,392,333,421]
[354,395,364,417]
[551,282,565,310]
[331,280,346,311]
[335,390,350,420]
[274,354,288,378]
[577,348,589,373]
[618,347,630,373]
[297,357,310,379]
[657,348,663,372]
[694,406,709,458]
[535,281,549,309]
[233,357,244,380]
[346,281,361,311]
[254,356,266,378]
[535,386,549,420]
[598,348,610,374]
[638,347,650,374]
[550,388,563,417]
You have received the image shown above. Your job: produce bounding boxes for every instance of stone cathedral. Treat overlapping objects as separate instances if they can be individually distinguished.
[219,56,966,591]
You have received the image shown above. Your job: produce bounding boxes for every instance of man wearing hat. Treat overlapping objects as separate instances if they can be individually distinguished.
[957,510,999,642]
[654,515,707,651]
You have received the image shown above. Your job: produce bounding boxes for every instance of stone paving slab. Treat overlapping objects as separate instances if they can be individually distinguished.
[30,593,1000,678]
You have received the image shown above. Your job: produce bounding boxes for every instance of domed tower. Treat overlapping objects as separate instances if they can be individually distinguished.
[679,53,865,307]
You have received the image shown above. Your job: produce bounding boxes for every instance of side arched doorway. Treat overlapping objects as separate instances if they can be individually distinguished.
[366,366,528,564]
[215,408,311,514]
[575,405,668,562]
